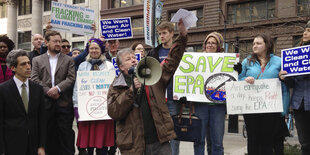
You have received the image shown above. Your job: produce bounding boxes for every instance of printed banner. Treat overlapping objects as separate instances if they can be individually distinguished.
[50,1,95,36]
[281,45,310,76]
[173,52,239,103]
[77,70,116,121]
[144,0,153,47]
[226,79,283,114]
[100,17,133,40]
[112,53,141,76]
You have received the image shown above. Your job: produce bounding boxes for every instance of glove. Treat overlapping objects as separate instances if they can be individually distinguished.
[74,107,79,122]
[233,63,242,74]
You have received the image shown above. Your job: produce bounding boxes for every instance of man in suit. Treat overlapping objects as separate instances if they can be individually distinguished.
[31,31,76,155]
[0,49,46,155]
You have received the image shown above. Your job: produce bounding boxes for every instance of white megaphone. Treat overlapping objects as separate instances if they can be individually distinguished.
[135,56,162,85]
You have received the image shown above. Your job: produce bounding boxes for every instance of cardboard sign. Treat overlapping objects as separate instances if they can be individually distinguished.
[173,52,239,103]
[226,79,283,114]
[112,53,141,76]
[281,45,310,76]
[100,17,133,40]
[50,1,95,36]
[77,70,116,121]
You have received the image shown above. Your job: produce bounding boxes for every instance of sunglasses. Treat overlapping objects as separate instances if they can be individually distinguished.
[62,45,71,49]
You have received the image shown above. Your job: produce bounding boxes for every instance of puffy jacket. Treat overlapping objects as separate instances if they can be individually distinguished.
[107,34,187,155]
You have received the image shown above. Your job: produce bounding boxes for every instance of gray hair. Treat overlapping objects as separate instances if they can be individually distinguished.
[116,48,135,68]
[6,49,29,68]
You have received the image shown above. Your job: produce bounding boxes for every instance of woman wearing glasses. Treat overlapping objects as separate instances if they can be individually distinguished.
[131,42,146,58]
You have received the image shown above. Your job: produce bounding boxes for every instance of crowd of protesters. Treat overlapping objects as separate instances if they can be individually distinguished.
[0,12,310,155]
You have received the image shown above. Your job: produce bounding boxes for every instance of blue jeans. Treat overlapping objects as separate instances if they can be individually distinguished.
[167,100,180,155]
[194,103,225,155]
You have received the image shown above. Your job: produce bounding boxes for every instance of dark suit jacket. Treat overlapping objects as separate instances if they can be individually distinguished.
[0,79,46,155]
[31,52,76,109]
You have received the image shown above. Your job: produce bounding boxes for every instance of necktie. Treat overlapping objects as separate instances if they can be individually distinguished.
[21,83,28,113]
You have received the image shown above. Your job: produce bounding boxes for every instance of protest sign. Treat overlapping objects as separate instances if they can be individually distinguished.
[100,17,133,40]
[281,45,310,76]
[112,53,141,76]
[77,70,115,121]
[50,1,95,36]
[226,79,283,114]
[173,52,239,103]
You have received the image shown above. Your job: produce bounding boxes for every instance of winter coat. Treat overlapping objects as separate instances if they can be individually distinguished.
[107,34,187,155]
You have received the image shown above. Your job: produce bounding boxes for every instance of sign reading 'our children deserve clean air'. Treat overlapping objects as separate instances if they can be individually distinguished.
[281,45,310,76]
[50,1,95,36]
[173,52,239,104]
[100,17,133,40]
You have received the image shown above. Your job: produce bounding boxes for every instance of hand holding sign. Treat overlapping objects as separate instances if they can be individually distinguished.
[171,9,198,30]
[178,19,187,37]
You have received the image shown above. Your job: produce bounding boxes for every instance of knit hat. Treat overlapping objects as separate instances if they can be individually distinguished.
[305,20,310,28]
[86,38,105,54]
[203,32,224,52]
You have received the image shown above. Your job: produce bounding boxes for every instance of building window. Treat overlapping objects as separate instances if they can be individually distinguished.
[73,0,85,4]
[132,18,144,35]
[297,0,310,16]
[0,3,7,18]
[72,34,83,37]
[19,0,32,15]
[45,0,58,11]
[228,40,253,61]
[112,0,144,8]
[186,45,203,52]
[72,41,85,50]
[18,31,31,51]
[227,0,275,24]
[170,8,203,29]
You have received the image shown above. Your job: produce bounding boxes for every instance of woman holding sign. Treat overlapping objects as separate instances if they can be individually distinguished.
[239,34,289,155]
[72,38,115,155]
[279,21,310,155]
[192,32,226,155]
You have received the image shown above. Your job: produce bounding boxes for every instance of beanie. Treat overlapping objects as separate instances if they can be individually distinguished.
[203,32,224,52]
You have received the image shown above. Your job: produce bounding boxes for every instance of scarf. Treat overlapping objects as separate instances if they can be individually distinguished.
[0,65,13,84]
[88,59,103,71]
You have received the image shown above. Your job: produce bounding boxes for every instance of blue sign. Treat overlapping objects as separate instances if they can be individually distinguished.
[281,45,310,76]
[112,53,141,76]
[100,17,133,40]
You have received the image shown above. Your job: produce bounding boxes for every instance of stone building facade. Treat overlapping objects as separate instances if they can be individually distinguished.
[100,0,309,60]
[2,0,101,51]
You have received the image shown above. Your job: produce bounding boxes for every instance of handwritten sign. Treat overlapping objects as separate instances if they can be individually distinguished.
[77,70,116,121]
[100,17,133,40]
[50,1,95,36]
[112,53,141,76]
[226,79,283,114]
[173,52,239,103]
[281,45,310,76]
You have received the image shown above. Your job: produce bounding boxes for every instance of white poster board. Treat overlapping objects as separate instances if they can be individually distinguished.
[77,70,115,121]
[173,52,239,103]
[50,1,95,36]
[226,78,283,114]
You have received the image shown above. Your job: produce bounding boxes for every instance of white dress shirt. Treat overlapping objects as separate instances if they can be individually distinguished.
[13,76,29,99]
[47,51,61,92]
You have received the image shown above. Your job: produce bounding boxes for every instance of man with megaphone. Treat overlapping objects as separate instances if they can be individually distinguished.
[107,19,187,155]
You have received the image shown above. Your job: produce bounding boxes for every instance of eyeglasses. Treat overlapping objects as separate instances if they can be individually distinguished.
[0,46,8,49]
[135,47,144,51]
[62,45,71,49]
[206,42,217,46]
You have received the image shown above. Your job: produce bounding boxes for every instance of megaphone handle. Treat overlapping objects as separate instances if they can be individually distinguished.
[131,74,140,108]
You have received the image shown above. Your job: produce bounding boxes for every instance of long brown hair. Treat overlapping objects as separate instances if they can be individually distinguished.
[248,34,274,65]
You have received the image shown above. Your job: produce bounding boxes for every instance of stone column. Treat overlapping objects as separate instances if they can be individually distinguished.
[6,0,17,44]
[31,0,42,35]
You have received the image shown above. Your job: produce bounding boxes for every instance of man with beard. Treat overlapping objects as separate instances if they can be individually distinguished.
[105,40,120,61]
[31,31,76,155]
